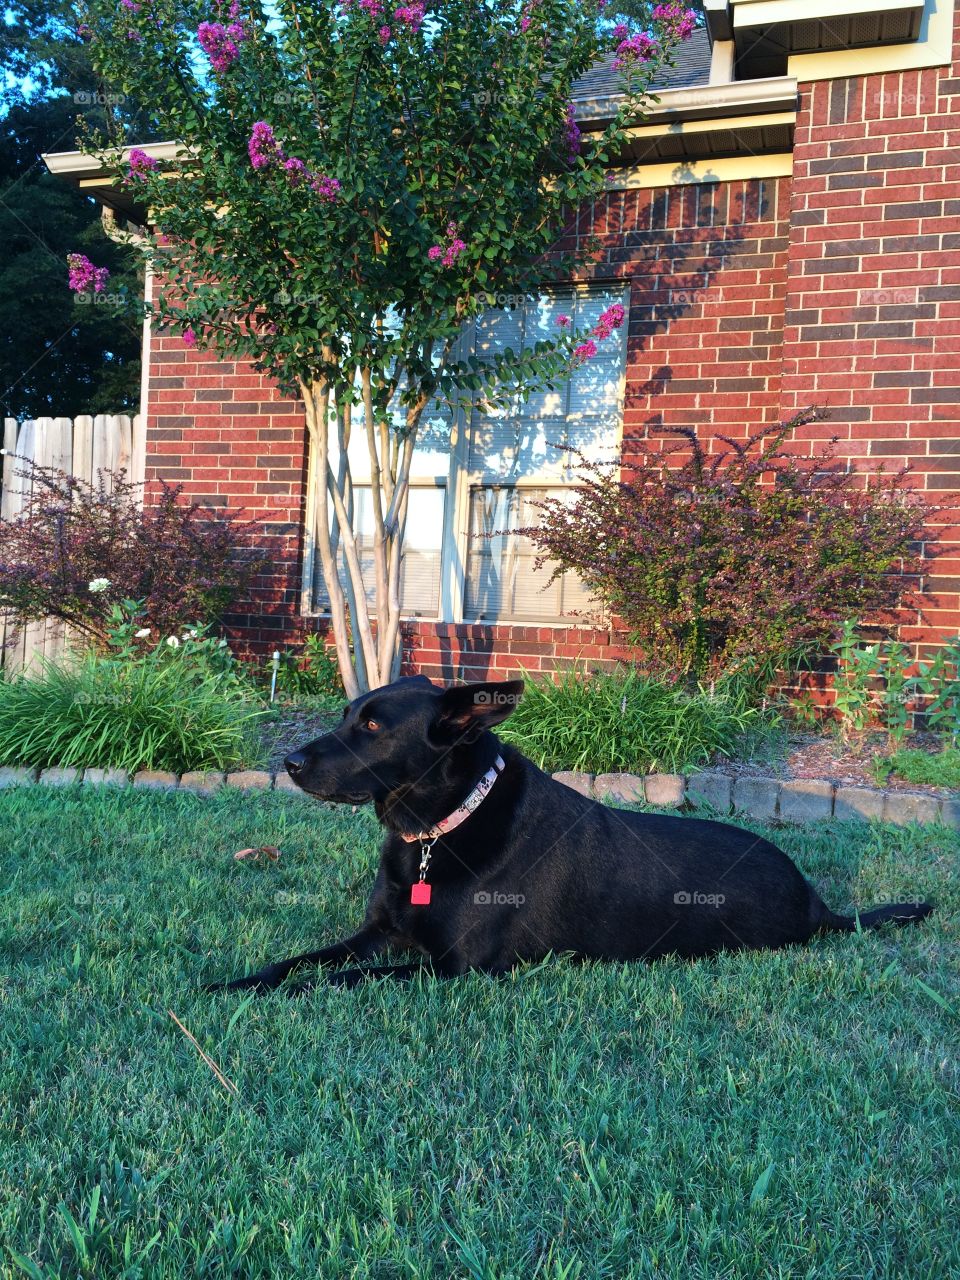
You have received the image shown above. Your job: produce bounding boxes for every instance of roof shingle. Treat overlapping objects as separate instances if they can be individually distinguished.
[572,26,712,103]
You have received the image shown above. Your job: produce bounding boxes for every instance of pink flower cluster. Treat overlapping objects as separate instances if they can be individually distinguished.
[248,120,281,170]
[197,18,245,73]
[428,221,466,268]
[355,0,422,45]
[284,157,308,186]
[612,31,659,70]
[183,327,197,347]
[593,302,625,340]
[519,0,539,32]
[394,2,424,32]
[126,147,158,180]
[653,3,698,41]
[563,102,581,161]
[67,254,110,294]
[311,174,342,202]
[247,122,341,202]
[572,304,626,363]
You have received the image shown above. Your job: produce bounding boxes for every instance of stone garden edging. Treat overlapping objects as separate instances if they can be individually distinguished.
[0,763,955,827]
[553,770,958,828]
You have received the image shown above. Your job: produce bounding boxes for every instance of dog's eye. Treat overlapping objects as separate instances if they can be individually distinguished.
[363,718,381,732]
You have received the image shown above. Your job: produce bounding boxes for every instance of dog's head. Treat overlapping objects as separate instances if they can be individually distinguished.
[284,675,524,804]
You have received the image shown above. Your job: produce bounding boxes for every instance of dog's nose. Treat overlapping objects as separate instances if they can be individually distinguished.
[284,751,308,777]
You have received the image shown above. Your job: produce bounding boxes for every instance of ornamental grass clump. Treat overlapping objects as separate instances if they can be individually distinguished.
[498,667,774,775]
[522,410,930,685]
[0,648,265,774]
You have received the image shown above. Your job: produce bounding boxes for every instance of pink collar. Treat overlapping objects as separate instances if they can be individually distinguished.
[399,756,505,843]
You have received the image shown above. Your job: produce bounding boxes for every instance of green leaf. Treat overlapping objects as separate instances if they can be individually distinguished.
[749,1160,776,1207]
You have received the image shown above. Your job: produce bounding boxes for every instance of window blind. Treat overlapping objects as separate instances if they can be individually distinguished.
[313,485,445,619]
[461,286,625,623]
[462,487,598,624]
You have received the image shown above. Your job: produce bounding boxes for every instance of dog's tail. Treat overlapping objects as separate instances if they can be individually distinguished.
[822,901,934,932]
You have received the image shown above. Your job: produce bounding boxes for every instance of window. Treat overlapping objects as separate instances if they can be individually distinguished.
[460,288,626,622]
[305,286,627,625]
[463,487,596,623]
[312,485,445,619]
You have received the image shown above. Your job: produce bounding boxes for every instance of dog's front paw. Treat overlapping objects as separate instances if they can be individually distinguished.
[203,965,284,995]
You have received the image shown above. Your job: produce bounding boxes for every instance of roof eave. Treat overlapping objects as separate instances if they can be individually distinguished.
[574,74,799,129]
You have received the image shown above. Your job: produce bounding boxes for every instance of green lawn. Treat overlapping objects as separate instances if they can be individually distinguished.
[1,785,958,1279]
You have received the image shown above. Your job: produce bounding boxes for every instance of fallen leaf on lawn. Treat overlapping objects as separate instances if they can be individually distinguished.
[233,845,281,864]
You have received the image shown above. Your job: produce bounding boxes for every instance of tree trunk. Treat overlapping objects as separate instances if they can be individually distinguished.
[300,338,444,695]
[301,377,360,700]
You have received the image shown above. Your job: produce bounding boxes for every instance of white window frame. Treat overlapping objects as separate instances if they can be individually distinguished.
[302,283,629,627]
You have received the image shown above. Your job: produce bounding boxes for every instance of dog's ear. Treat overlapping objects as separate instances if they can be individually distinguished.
[432,680,524,742]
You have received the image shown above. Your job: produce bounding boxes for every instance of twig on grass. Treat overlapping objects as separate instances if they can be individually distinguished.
[167,1009,239,1098]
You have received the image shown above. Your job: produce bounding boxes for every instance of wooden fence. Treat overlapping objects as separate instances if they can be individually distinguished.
[0,414,146,673]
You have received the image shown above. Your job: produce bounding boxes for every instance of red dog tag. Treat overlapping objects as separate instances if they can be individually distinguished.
[410,882,432,906]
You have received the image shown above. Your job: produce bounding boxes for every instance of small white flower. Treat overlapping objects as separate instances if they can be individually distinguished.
[88,577,111,593]
[166,635,180,648]
[186,629,199,640]
[135,627,152,639]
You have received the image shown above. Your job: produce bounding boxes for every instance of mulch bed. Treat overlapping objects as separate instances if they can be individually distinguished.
[258,704,338,773]
[702,730,955,797]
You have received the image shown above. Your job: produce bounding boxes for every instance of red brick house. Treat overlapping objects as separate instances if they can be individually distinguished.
[46,0,960,684]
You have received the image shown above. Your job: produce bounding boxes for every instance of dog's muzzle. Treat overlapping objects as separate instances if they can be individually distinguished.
[284,750,308,778]
[283,751,369,804]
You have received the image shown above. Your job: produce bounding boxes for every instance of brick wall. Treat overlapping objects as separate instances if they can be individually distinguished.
[147,176,793,678]
[781,12,960,663]
[146,336,308,651]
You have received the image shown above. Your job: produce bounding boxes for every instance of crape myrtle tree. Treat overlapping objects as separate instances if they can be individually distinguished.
[73,0,697,696]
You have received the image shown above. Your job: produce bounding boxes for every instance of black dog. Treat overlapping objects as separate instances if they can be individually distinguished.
[210,677,933,992]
